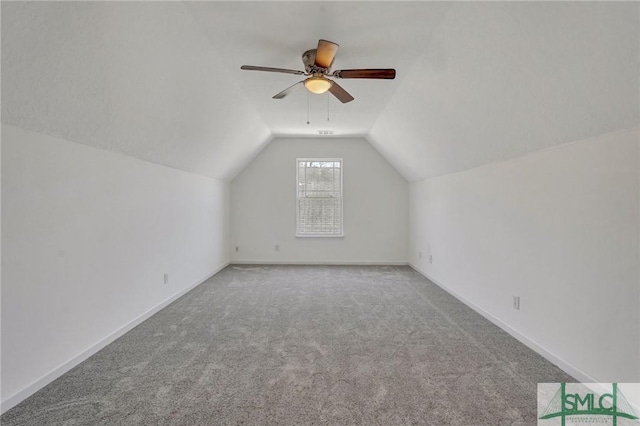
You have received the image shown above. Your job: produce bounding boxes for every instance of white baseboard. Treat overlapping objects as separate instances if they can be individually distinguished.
[231,260,409,266]
[0,262,229,414]
[408,263,600,384]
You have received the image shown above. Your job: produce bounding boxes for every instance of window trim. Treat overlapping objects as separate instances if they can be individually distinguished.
[295,157,344,238]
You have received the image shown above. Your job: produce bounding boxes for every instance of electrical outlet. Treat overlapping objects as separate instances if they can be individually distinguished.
[164,273,169,285]
[275,244,280,252]
[513,296,520,310]
[429,255,433,264]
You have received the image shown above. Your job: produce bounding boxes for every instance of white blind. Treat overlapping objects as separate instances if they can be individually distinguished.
[296,159,343,236]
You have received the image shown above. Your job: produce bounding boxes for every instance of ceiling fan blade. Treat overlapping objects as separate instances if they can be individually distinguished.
[241,65,306,75]
[328,81,354,103]
[315,39,339,69]
[273,81,304,99]
[332,69,396,79]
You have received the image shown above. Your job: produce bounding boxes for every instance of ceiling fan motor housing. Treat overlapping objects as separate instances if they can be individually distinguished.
[302,49,329,75]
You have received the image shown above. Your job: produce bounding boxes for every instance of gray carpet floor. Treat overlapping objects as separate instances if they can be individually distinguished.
[1,265,573,425]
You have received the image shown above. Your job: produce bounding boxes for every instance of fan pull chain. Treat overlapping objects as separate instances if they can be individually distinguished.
[306,91,310,125]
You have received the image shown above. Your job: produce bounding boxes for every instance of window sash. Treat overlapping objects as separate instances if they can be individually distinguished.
[296,158,343,237]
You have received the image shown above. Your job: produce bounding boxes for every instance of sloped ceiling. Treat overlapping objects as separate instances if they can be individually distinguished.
[369,1,640,181]
[2,2,638,182]
[184,1,451,138]
[1,1,271,180]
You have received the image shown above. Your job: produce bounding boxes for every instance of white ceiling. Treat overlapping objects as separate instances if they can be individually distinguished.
[2,2,638,181]
[185,1,451,138]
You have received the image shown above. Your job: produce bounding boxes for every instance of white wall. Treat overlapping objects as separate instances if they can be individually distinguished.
[231,137,408,264]
[409,127,640,383]
[1,125,230,411]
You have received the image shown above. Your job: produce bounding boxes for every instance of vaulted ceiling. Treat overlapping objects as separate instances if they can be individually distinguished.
[2,2,638,182]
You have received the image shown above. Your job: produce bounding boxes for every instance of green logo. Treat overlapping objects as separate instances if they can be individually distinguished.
[539,383,639,425]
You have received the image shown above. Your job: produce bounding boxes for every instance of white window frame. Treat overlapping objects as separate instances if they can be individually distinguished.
[295,158,344,238]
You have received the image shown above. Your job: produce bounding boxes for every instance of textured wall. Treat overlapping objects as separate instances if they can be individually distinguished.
[409,127,640,382]
[1,125,230,409]
[231,138,408,264]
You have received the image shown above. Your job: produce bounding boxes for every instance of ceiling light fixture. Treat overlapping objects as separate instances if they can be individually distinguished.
[304,75,333,94]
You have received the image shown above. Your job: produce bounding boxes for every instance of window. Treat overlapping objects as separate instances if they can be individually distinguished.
[296,158,343,237]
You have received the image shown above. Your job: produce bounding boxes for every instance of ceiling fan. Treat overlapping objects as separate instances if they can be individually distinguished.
[241,39,396,104]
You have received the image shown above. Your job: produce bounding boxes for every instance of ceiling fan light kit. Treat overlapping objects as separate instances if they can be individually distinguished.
[241,39,396,103]
[304,76,333,94]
